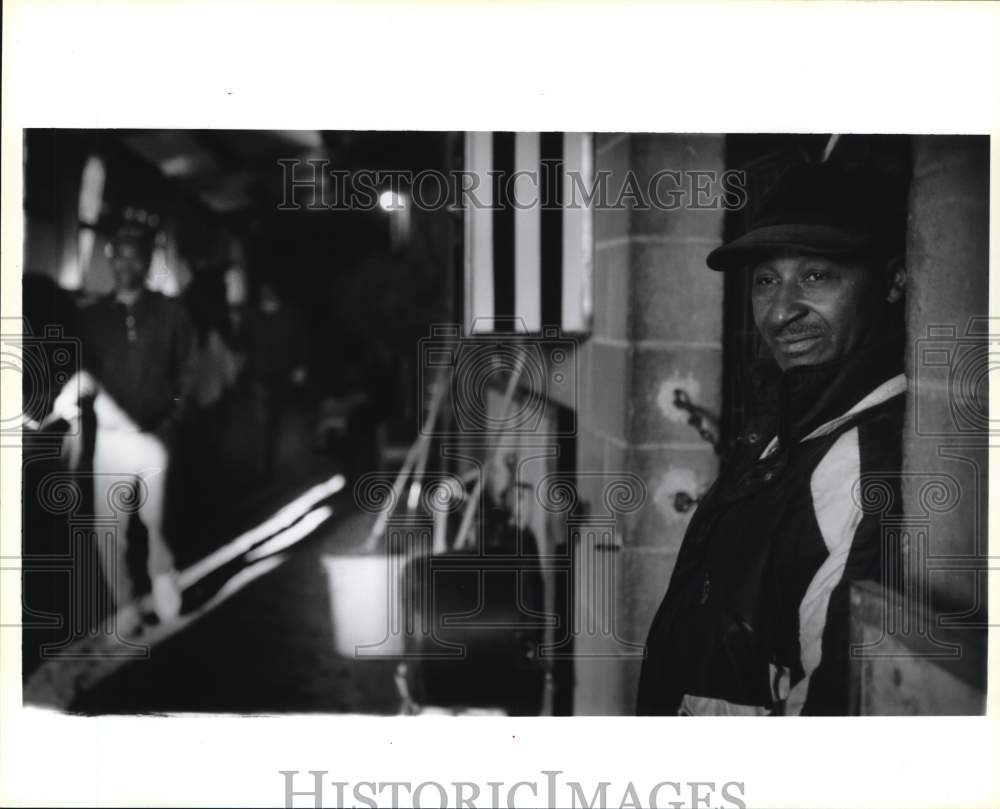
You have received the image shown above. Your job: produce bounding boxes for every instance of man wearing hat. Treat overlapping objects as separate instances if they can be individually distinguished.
[636,162,908,715]
[51,217,195,631]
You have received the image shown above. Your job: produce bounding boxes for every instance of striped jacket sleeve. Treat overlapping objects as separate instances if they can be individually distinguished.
[786,425,890,715]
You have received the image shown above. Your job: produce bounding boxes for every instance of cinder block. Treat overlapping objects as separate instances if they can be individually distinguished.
[573,657,631,715]
[626,445,720,551]
[602,433,628,476]
[630,240,724,344]
[630,133,727,176]
[602,436,631,545]
[569,436,632,521]
[570,540,651,715]
[589,340,630,442]
[595,135,632,243]
[592,241,630,341]
[595,134,729,245]
[573,426,605,516]
[628,134,727,240]
[620,547,679,642]
[630,344,723,446]
[576,426,604,475]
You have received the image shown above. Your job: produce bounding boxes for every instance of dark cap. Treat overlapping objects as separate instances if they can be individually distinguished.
[111,222,153,242]
[105,206,160,251]
[706,162,906,272]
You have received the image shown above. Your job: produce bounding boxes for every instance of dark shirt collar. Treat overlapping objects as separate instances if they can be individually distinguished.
[104,288,153,312]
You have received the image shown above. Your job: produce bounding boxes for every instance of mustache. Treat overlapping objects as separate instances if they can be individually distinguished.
[769,323,824,340]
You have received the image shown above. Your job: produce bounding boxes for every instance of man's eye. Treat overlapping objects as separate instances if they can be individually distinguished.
[804,270,832,282]
[753,275,777,287]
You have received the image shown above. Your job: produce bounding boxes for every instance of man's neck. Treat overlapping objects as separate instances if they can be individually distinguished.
[777,329,905,444]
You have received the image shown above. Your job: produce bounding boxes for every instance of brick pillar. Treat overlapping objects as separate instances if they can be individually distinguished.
[574,134,726,714]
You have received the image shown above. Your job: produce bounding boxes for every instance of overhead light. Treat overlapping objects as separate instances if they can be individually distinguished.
[379,190,406,211]
[160,155,197,178]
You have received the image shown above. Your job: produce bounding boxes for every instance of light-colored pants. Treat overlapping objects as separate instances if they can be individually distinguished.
[92,427,174,607]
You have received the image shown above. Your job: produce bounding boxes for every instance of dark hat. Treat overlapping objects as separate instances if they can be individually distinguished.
[706,162,906,272]
[104,206,159,245]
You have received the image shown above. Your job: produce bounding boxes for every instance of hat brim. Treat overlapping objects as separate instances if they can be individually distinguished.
[706,224,874,272]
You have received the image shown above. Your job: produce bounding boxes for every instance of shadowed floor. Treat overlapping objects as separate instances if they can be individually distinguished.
[82,513,400,715]
[27,507,402,715]
[23,389,408,715]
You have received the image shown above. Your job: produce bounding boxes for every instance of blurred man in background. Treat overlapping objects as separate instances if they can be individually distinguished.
[244,280,308,481]
[51,218,196,630]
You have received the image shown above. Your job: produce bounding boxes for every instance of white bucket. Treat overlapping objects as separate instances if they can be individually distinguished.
[322,553,409,658]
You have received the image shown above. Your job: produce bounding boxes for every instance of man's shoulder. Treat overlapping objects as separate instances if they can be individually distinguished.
[78,293,116,324]
[854,390,906,462]
[79,291,114,309]
[849,376,907,439]
[807,390,904,501]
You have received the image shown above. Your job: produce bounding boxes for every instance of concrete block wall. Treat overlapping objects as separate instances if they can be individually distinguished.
[573,134,726,714]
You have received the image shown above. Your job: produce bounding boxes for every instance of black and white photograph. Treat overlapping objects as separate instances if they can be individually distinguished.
[16,128,990,720]
[1,3,996,809]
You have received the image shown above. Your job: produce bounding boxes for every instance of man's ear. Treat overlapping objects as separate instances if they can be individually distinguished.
[885,256,906,304]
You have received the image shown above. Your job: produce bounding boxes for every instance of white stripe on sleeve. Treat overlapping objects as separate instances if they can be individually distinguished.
[787,427,863,715]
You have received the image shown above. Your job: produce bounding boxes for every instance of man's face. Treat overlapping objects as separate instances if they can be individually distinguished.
[750,252,887,370]
[110,239,151,292]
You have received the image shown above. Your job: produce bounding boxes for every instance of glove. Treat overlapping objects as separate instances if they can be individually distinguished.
[47,371,101,425]
[48,377,84,424]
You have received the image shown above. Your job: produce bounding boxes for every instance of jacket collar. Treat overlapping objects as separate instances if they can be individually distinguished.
[103,288,153,310]
[749,327,905,449]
